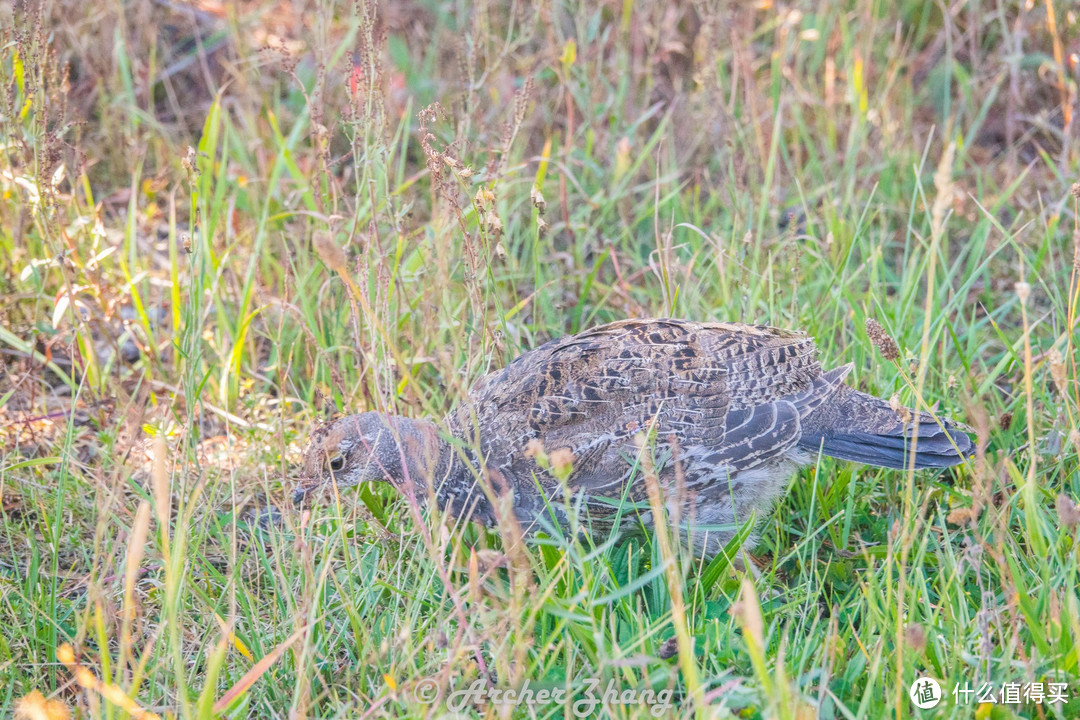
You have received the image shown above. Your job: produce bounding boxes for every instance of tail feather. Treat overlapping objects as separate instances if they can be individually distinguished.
[805,427,971,469]
[797,380,973,470]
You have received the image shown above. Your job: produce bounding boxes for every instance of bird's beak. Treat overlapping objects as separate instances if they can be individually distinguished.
[292,481,317,507]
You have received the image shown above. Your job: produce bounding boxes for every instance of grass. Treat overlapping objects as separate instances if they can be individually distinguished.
[1,0,1079,717]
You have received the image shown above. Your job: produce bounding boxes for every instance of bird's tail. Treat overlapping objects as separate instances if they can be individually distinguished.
[798,383,973,469]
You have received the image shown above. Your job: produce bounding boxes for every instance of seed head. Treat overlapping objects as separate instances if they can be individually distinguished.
[865,318,900,361]
[313,230,347,274]
[888,393,912,423]
[549,448,574,480]
[15,690,70,720]
[1048,348,1067,396]
[904,623,927,652]
[1058,494,1080,532]
[1073,227,1080,271]
[524,438,545,460]
[181,146,199,180]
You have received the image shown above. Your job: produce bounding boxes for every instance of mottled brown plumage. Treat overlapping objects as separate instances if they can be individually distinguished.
[294,319,973,555]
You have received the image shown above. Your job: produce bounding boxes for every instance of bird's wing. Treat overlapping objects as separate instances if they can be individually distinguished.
[453,319,841,508]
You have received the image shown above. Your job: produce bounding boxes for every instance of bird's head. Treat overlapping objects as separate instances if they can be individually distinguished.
[292,412,442,505]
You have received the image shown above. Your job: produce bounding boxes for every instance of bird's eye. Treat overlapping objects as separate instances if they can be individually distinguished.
[329,455,344,472]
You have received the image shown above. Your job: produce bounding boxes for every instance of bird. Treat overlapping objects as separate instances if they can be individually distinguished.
[293,318,973,558]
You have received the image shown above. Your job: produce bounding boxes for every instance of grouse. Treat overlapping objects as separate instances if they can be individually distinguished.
[294,319,972,556]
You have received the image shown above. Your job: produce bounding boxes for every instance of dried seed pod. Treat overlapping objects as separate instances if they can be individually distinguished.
[1015,281,1031,304]
[530,185,546,213]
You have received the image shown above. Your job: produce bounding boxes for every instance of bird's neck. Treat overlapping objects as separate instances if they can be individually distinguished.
[388,416,448,487]
[419,423,495,525]
[386,415,496,525]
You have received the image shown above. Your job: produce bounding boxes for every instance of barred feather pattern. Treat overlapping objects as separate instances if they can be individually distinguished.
[296,318,973,556]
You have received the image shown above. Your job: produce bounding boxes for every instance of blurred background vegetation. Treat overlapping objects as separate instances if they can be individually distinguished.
[1,0,1078,718]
